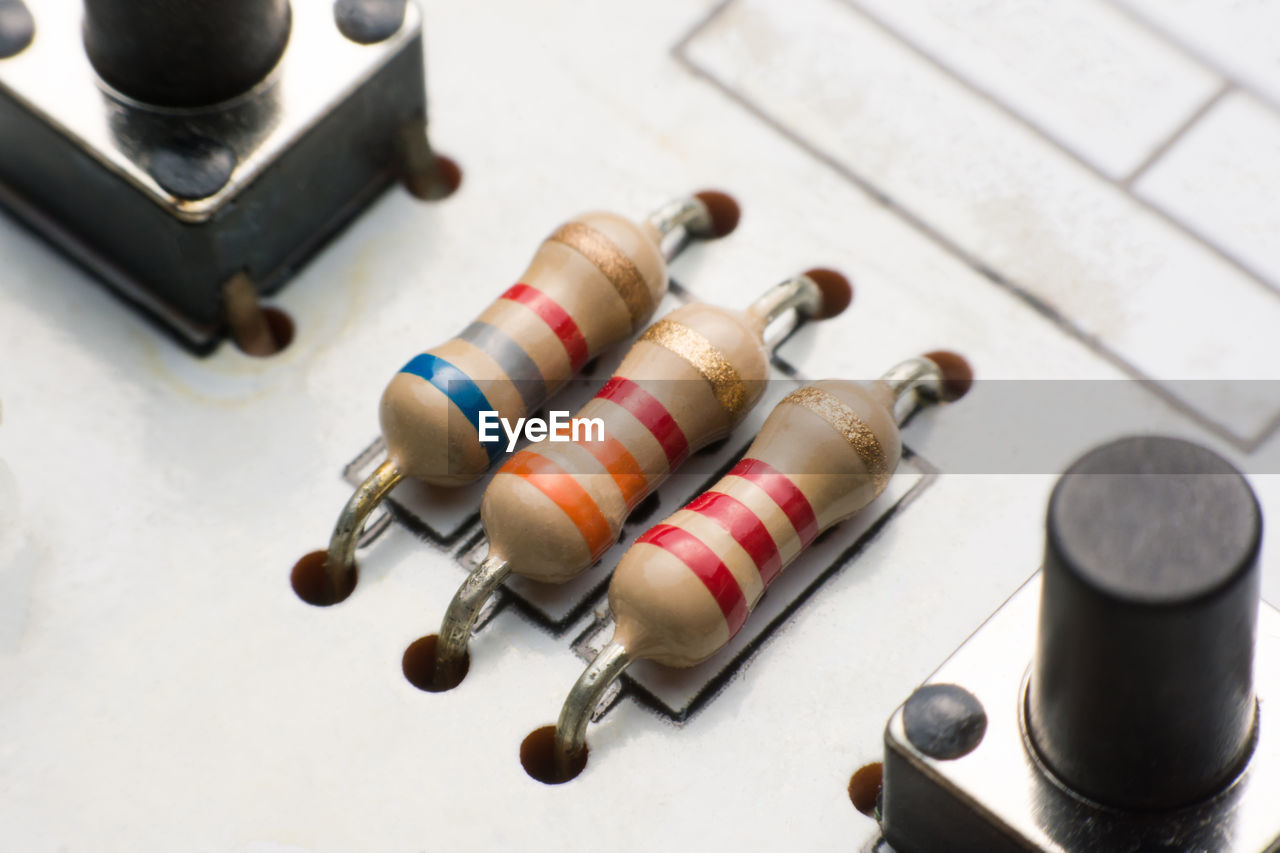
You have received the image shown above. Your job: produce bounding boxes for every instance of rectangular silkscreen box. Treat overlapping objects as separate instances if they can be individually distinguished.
[1116,0,1280,104]
[1136,92,1280,294]
[844,0,1220,178]
[681,0,1280,449]
[0,1,426,348]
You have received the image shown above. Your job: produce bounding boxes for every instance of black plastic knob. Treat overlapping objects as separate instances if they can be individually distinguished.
[83,0,292,108]
[1027,436,1261,810]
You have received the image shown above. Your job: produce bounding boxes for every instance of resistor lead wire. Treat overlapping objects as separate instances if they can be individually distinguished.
[546,352,972,779]
[425,270,853,688]
[299,191,740,606]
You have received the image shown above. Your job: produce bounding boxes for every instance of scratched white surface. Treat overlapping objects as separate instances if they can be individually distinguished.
[1,1,1278,851]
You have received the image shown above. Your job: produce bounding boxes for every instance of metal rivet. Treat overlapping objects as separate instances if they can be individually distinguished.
[146,136,237,201]
[903,683,987,760]
[334,0,406,45]
[0,0,35,59]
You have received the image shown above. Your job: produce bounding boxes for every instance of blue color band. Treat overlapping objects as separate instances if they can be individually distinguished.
[399,353,503,464]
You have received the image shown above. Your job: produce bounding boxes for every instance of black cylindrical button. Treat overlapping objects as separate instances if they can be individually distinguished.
[1027,436,1261,810]
[83,0,292,108]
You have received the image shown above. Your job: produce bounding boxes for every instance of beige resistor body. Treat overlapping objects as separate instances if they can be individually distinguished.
[480,300,775,584]
[420,270,850,691]
[304,192,741,608]
[610,379,901,667]
[545,355,968,780]
[381,212,668,487]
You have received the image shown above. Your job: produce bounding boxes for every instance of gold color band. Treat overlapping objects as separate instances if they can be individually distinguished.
[641,319,748,417]
[549,222,651,327]
[784,387,890,491]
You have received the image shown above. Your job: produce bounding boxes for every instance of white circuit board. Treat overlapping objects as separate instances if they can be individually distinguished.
[3,1,1280,850]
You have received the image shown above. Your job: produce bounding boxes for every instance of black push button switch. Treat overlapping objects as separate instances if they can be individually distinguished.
[83,0,292,108]
[1029,435,1261,809]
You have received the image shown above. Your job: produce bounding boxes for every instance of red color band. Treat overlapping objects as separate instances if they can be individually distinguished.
[728,458,819,548]
[637,524,749,635]
[685,491,782,586]
[594,377,690,470]
[502,283,590,371]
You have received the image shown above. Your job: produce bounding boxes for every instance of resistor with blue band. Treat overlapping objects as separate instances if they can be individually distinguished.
[292,191,741,606]
[412,269,854,692]
[396,353,506,466]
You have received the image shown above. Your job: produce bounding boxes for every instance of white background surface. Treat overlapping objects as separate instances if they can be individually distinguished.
[2,1,1278,850]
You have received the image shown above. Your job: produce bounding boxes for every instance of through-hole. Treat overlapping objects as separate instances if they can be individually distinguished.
[261,307,295,351]
[848,761,883,817]
[431,155,463,198]
[406,154,463,201]
[232,305,295,357]
[402,634,469,692]
[520,725,587,785]
[290,549,356,606]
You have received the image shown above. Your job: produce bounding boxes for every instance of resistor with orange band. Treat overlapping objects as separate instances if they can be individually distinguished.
[530,353,973,782]
[410,269,854,690]
[293,191,740,606]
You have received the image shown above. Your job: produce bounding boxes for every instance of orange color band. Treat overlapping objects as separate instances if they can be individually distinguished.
[580,432,649,511]
[504,451,615,558]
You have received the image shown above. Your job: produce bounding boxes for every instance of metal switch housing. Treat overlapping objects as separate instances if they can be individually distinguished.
[879,437,1280,852]
[0,0,430,349]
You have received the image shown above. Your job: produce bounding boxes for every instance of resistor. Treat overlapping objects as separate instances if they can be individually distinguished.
[295,191,740,605]
[416,269,854,690]
[539,353,973,781]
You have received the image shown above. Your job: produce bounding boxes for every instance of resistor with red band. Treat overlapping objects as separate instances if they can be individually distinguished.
[293,191,740,606]
[534,352,973,782]
[415,269,854,690]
